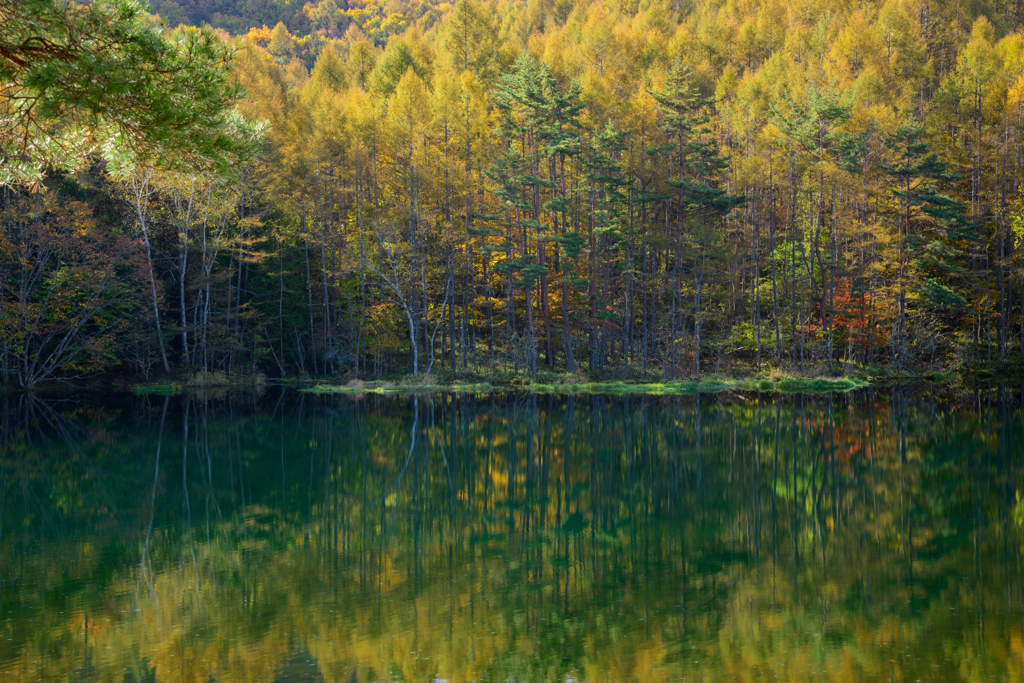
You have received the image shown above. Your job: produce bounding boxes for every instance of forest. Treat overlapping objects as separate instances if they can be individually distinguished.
[3,0,1024,387]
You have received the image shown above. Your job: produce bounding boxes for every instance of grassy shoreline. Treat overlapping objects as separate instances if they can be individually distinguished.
[302,375,871,396]
[12,359,1024,394]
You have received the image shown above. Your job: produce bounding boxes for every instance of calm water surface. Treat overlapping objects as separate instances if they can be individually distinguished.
[2,386,1023,683]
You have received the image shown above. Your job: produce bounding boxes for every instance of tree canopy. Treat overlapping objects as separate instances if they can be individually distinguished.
[5,0,1024,385]
[0,0,253,186]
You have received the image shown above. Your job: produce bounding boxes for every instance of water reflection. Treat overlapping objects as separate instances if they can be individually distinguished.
[1,386,1023,682]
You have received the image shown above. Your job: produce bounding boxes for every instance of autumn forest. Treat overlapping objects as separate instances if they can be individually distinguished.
[4,0,1024,386]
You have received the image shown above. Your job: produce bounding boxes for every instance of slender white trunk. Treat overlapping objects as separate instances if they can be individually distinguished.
[127,167,171,373]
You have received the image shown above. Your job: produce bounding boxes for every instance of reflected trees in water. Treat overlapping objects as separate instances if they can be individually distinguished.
[0,386,1023,682]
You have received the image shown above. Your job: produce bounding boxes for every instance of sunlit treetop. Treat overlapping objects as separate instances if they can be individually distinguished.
[0,0,261,187]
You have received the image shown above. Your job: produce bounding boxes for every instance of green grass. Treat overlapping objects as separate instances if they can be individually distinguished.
[305,381,495,395]
[183,371,267,388]
[132,383,182,395]
[772,377,868,393]
[303,375,869,396]
[132,372,268,396]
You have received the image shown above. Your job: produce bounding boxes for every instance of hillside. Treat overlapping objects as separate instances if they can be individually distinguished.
[3,0,1024,385]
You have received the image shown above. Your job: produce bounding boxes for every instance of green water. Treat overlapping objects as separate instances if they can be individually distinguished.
[1,386,1023,683]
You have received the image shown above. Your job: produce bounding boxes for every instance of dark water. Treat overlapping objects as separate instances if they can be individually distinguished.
[1,385,1024,683]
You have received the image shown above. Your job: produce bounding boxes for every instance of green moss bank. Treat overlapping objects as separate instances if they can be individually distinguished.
[303,375,870,396]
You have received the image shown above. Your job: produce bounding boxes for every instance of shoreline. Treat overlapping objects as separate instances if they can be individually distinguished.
[7,361,1024,395]
[301,376,872,396]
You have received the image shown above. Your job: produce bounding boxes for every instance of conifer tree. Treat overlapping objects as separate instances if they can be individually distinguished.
[650,59,743,377]
[879,120,969,363]
[1,0,252,187]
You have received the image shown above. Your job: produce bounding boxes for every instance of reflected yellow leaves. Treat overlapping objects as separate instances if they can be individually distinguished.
[3,391,1024,683]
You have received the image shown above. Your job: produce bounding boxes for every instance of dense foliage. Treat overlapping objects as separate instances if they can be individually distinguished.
[0,0,253,187]
[4,0,1024,384]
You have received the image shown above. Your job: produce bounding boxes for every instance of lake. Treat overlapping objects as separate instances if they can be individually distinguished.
[1,385,1022,682]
